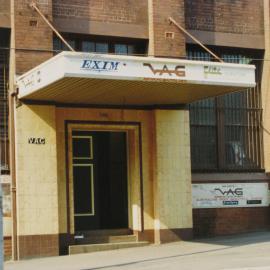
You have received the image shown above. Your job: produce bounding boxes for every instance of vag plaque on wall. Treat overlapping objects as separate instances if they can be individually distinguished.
[192,183,270,208]
[28,137,46,145]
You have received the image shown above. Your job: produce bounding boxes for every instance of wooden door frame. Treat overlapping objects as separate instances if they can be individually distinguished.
[65,120,144,235]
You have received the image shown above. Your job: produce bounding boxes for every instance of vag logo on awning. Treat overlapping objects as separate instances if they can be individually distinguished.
[143,63,186,77]
[81,60,120,72]
[214,188,243,196]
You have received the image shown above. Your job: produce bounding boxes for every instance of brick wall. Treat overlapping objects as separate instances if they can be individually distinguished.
[52,0,148,25]
[185,0,264,35]
[193,207,270,237]
[0,0,10,28]
[15,0,53,74]
[0,0,9,13]
[151,0,186,58]
[4,237,12,260]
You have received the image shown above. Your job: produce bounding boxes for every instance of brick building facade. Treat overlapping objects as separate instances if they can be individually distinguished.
[0,0,269,260]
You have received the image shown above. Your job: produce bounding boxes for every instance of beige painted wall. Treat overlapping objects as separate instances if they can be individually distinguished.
[15,104,58,236]
[153,110,192,240]
[262,0,270,173]
[14,105,193,241]
[4,217,12,237]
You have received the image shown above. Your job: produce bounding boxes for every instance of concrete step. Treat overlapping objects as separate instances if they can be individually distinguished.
[69,241,149,255]
[74,234,137,245]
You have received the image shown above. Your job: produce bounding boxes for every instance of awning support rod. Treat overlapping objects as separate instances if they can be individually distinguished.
[168,17,224,63]
[29,2,75,52]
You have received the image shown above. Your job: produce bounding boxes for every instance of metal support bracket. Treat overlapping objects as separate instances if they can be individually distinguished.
[29,2,75,52]
[168,17,223,63]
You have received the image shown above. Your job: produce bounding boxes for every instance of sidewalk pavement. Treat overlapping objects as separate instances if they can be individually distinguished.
[5,231,270,270]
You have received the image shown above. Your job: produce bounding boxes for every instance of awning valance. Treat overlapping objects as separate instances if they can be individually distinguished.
[16,52,256,105]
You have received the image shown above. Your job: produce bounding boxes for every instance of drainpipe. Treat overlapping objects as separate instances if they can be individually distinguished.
[262,0,270,172]
[0,129,3,270]
[9,0,18,261]
[147,0,155,57]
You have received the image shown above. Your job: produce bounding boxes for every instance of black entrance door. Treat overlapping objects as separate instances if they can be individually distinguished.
[71,130,128,232]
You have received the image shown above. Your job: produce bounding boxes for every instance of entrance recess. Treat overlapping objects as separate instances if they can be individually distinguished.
[71,130,128,232]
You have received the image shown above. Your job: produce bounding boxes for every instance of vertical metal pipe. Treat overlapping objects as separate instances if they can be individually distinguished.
[9,0,18,260]
[147,0,155,56]
[261,0,270,171]
[0,89,2,269]
[0,183,3,270]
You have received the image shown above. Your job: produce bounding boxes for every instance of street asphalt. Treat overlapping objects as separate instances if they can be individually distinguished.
[5,231,270,270]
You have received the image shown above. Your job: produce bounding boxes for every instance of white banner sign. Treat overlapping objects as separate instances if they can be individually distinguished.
[192,183,269,208]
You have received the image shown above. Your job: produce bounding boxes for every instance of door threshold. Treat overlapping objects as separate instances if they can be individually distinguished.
[74,228,133,238]
[73,229,136,245]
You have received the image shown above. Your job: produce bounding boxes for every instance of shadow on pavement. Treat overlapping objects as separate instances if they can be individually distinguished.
[81,232,270,270]
[191,231,270,246]
[81,246,234,270]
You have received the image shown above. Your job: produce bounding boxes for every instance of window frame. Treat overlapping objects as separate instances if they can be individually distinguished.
[187,45,264,172]
[53,33,148,56]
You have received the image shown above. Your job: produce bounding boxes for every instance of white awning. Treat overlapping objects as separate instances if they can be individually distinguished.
[16,52,256,105]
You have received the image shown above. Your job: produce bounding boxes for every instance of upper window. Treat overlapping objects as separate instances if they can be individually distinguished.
[80,41,110,53]
[0,29,10,174]
[53,34,148,56]
[187,45,264,172]
[53,38,76,52]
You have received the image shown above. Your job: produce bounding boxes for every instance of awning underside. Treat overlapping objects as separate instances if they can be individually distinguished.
[20,77,246,105]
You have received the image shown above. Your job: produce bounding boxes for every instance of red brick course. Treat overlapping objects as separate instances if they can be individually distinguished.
[0,0,10,13]
[18,234,59,259]
[152,0,186,58]
[185,0,264,35]
[193,207,270,237]
[4,237,12,260]
[52,0,148,25]
[0,0,10,27]
[15,0,53,74]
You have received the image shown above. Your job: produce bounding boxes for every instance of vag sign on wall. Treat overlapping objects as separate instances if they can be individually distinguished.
[81,60,120,72]
[192,183,270,208]
[28,137,46,145]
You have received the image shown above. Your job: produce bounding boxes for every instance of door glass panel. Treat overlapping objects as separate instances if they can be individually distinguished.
[72,137,92,159]
[73,165,94,215]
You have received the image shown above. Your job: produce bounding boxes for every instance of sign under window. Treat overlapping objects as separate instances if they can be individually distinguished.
[192,183,270,208]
